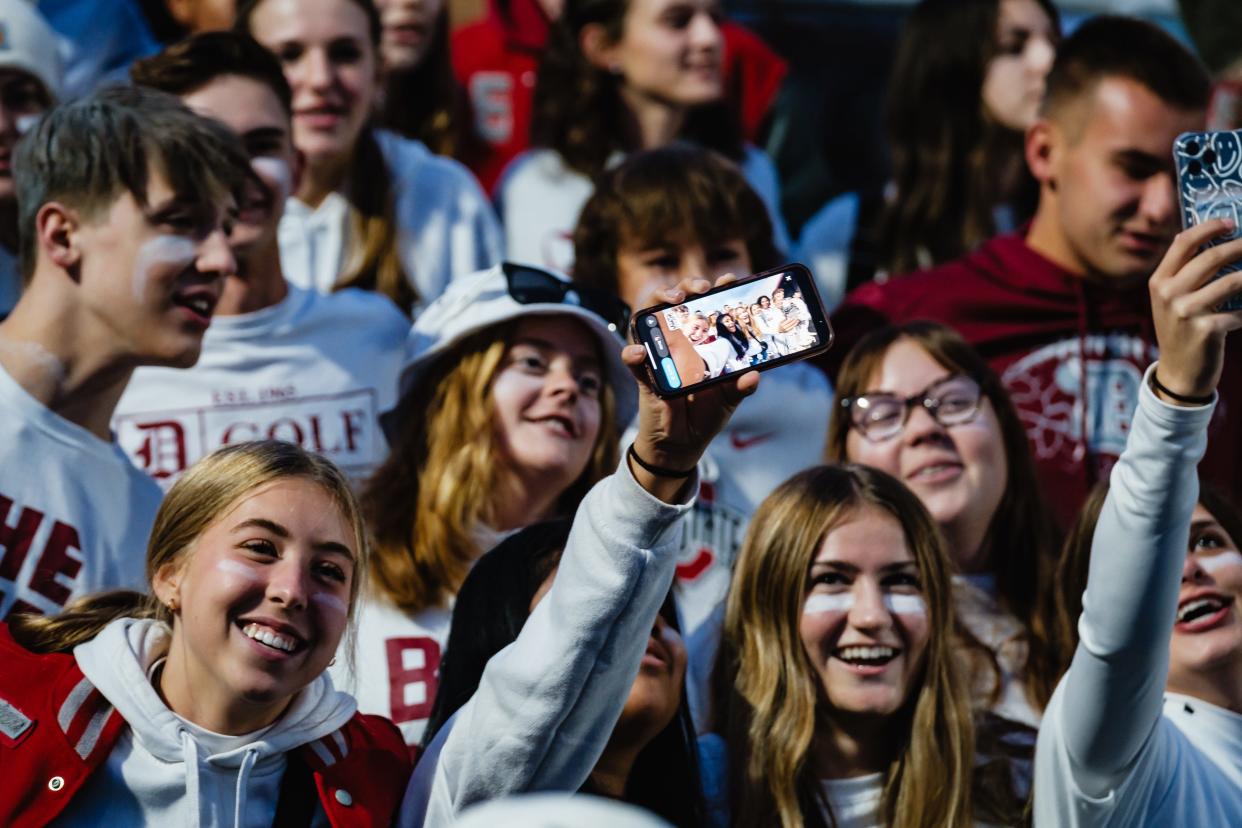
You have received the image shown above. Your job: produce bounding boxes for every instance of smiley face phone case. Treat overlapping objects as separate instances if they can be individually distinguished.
[1174,129,1242,311]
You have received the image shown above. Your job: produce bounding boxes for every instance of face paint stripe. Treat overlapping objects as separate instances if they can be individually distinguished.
[1198,550,1242,574]
[312,592,348,615]
[251,157,294,204]
[133,236,197,301]
[803,593,853,615]
[216,559,261,580]
[883,594,926,617]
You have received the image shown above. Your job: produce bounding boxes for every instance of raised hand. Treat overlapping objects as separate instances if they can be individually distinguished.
[625,276,759,501]
[1149,219,1242,404]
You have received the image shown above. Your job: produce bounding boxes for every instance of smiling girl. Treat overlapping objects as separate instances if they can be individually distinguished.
[0,441,411,827]
[1033,219,1242,825]
[827,321,1062,727]
[336,262,636,748]
[705,464,1023,827]
[498,0,788,273]
[236,0,501,315]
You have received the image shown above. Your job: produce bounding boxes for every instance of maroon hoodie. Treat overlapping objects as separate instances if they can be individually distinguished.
[827,230,1242,527]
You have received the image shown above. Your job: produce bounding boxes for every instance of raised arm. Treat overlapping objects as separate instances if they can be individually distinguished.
[1044,220,1242,799]
[404,277,759,826]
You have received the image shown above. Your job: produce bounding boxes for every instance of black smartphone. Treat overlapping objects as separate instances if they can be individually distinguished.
[630,263,833,398]
[1174,129,1242,311]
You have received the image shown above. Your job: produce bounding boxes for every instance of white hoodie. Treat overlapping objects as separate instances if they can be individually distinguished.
[55,617,357,828]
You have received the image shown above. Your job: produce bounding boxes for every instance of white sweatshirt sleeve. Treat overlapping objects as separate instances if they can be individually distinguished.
[400,456,695,827]
[1035,364,1214,814]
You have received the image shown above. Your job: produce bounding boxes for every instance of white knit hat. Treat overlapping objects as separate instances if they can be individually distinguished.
[454,794,673,828]
[383,263,638,438]
[0,0,62,102]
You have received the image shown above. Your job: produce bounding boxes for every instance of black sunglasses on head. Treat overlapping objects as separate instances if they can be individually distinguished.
[502,262,632,334]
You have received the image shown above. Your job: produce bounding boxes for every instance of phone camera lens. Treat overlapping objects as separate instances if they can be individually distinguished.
[1187,140,1200,155]
[1189,160,1202,176]
[645,317,657,327]
[1205,149,1218,166]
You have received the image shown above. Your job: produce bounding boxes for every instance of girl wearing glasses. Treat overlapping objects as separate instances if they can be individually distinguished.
[236,0,502,316]
[826,321,1062,728]
[334,264,635,749]
[705,463,1027,827]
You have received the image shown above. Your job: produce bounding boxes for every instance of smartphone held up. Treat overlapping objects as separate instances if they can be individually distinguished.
[1174,129,1242,311]
[631,264,833,398]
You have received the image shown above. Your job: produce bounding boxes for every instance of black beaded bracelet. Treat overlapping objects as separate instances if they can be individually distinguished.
[1150,371,1214,406]
[627,443,696,479]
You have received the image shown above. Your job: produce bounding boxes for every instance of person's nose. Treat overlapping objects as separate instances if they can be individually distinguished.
[847,580,889,633]
[301,48,336,93]
[544,357,581,400]
[901,401,949,446]
[266,557,311,610]
[1138,173,1177,229]
[1027,35,1056,77]
[688,10,722,54]
[197,228,238,279]
[1182,551,1210,584]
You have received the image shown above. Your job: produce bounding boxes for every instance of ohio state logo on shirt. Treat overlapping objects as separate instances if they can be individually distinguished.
[1002,333,1159,471]
[114,388,380,486]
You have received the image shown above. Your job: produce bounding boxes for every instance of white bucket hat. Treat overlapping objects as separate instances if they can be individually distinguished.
[382,263,638,439]
[0,0,63,102]
[455,794,673,828]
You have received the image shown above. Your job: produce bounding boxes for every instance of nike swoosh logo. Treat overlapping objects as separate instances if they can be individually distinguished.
[730,431,776,450]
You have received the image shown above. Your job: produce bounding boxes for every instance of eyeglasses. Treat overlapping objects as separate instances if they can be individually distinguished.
[841,374,983,442]
[502,262,632,334]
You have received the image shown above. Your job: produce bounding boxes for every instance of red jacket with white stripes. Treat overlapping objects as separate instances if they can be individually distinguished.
[0,624,412,828]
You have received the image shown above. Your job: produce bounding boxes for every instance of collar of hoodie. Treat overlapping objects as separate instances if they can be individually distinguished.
[74,616,357,828]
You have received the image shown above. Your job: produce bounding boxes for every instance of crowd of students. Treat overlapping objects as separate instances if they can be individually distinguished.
[1,0,1241,826]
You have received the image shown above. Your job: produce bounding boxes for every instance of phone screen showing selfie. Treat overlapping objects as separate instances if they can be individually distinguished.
[631,264,833,397]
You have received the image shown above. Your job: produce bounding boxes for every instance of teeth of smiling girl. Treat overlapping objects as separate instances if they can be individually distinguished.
[837,646,897,663]
[242,623,296,652]
[1178,598,1224,623]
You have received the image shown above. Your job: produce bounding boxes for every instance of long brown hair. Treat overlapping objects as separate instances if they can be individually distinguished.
[361,322,619,614]
[378,10,476,160]
[10,442,369,658]
[236,0,415,313]
[826,321,1064,711]
[875,0,1059,276]
[714,464,974,828]
[530,0,743,181]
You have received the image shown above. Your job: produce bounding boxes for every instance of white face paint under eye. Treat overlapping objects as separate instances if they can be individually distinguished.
[133,236,197,300]
[1198,550,1242,574]
[883,593,926,617]
[15,113,39,135]
[216,558,261,581]
[312,592,348,616]
[804,593,854,615]
[251,157,293,204]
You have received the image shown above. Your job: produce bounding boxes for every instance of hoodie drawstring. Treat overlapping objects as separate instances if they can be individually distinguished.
[181,729,202,828]
[234,747,259,828]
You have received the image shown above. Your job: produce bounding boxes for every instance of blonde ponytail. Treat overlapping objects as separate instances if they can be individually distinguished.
[8,590,167,654]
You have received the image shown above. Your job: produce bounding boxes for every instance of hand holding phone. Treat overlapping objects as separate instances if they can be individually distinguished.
[1174,130,1242,310]
[630,263,833,398]
[622,274,760,501]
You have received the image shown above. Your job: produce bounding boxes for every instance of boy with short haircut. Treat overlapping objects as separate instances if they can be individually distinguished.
[572,143,832,728]
[830,15,1242,525]
[116,32,410,487]
[0,85,248,619]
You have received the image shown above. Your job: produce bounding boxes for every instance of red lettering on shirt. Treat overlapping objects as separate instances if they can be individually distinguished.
[0,496,44,581]
[385,637,441,724]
